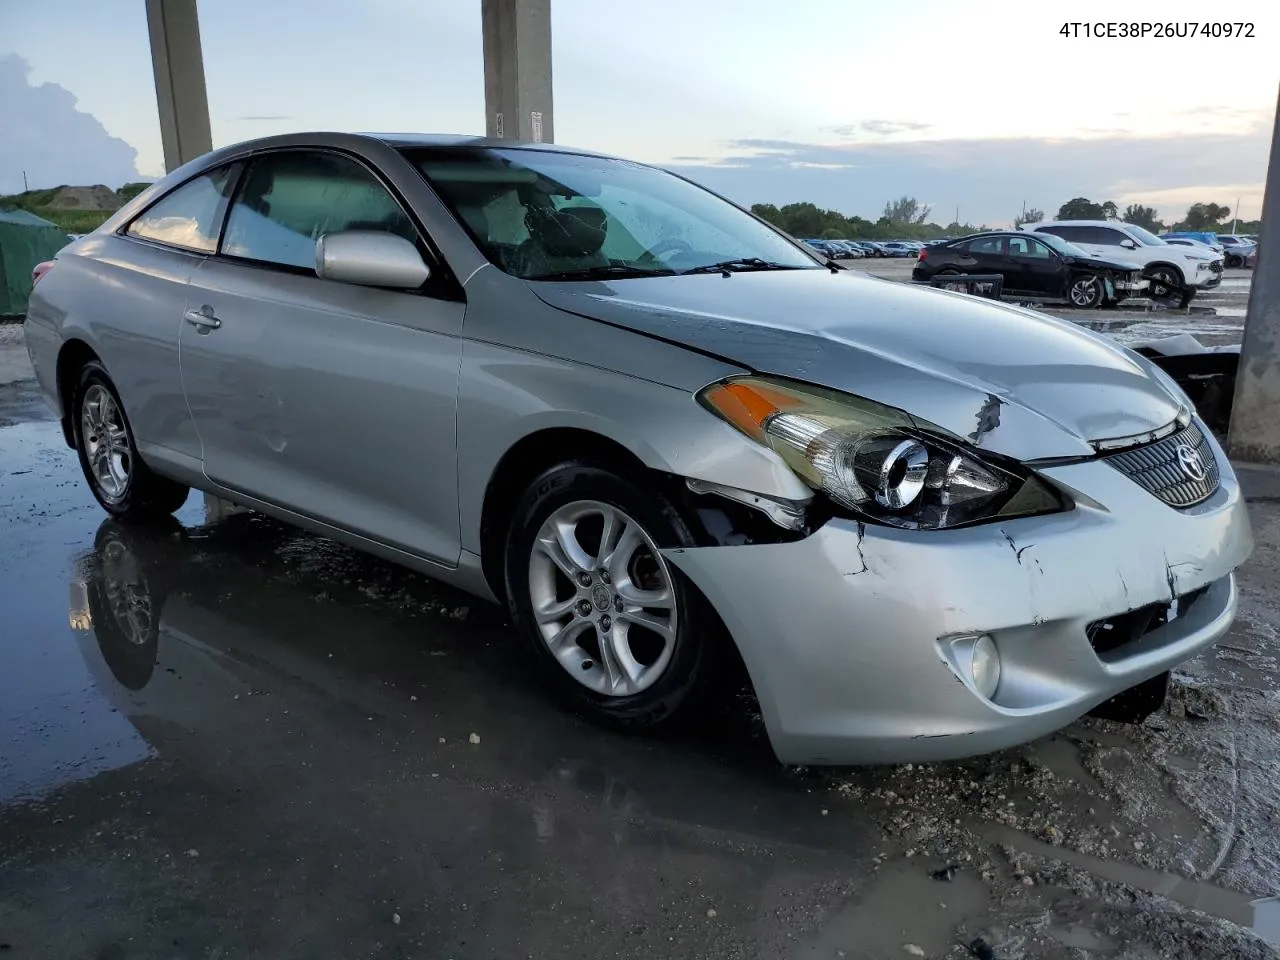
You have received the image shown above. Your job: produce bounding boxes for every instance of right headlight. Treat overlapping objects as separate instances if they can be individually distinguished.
[698,376,1066,530]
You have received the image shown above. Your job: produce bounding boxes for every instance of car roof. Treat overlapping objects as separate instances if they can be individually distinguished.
[191,131,620,164]
[365,132,616,158]
[1032,220,1134,228]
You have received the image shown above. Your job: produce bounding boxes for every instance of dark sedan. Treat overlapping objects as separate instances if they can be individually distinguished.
[913,231,1148,307]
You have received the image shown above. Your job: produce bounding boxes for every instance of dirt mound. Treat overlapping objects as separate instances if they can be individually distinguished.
[47,185,122,211]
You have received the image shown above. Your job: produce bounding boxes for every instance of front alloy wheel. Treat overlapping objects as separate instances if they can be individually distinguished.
[504,461,715,729]
[529,501,677,697]
[1068,274,1103,308]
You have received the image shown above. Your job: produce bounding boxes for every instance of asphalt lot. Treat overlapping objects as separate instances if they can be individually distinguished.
[2,318,1279,959]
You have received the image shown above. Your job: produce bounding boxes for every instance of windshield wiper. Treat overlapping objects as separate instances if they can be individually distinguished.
[681,258,806,276]
[527,264,677,282]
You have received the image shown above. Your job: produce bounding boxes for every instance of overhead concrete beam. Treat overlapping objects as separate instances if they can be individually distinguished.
[147,0,234,521]
[1229,82,1280,464]
[482,0,554,143]
[145,0,213,171]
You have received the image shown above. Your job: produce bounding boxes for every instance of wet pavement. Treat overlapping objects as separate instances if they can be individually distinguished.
[2,334,1280,959]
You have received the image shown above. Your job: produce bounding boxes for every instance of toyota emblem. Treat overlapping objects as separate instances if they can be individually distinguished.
[1175,444,1206,483]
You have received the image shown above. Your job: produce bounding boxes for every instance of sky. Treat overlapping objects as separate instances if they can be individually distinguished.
[1,0,1278,227]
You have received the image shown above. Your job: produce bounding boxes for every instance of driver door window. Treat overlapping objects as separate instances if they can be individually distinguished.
[1094,228,1130,248]
[1007,236,1051,258]
[221,151,418,271]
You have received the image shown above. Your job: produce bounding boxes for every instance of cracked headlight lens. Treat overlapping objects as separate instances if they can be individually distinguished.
[699,376,1065,530]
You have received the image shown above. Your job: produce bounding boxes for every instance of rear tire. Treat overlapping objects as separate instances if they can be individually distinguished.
[72,361,189,520]
[503,461,717,731]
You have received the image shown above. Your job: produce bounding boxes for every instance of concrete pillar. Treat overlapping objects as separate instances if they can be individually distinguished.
[145,0,212,173]
[147,0,236,521]
[482,0,554,143]
[1228,82,1280,464]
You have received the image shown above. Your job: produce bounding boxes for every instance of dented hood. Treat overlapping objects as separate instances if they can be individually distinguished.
[529,269,1183,461]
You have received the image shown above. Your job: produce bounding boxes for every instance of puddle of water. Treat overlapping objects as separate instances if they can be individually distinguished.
[988,825,1278,945]
[1214,307,1248,318]
[1047,921,1115,951]
[1253,898,1280,944]
[1028,735,1094,785]
[791,858,989,958]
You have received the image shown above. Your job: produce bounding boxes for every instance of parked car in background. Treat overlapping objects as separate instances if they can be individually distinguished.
[913,231,1147,308]
[1161,237,1223,258]
[1028,221,1223,300]
[878,241,917,258]
[859,241,889,257]
[1218,235,1257,268]
[1162,231,1224,255]
[24,131,1251,764]
[828,240,864,259]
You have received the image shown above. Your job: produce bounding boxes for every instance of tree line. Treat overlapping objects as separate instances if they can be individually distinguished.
[750,197,990,241]
[749,195,1260,241]
[1051,198,1258,234]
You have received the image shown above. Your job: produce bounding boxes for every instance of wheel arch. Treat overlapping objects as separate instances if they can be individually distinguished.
[1143,260,1186,283]
[478,428,662,603]
[55,338,102,448]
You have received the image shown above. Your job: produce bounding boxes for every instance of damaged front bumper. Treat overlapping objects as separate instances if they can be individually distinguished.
[663,432,1252,765]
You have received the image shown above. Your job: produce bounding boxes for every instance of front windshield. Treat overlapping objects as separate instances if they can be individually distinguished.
[1124,224,1166,246]
[1034,232,1091,258]
[405,148,819,280]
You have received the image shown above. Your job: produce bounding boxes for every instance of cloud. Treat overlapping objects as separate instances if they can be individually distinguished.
[0,55,141,194]
[667,124,1273,225]
[233,115,294,121]
[829,119,933,138]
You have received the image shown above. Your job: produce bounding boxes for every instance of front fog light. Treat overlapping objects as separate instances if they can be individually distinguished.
[967,635,1001,698]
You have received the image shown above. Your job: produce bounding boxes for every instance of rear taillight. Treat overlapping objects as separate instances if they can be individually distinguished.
[917,248,928,261]
[32,261,55,286]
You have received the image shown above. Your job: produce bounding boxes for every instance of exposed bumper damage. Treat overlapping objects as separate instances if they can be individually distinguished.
[663,430,1252,765]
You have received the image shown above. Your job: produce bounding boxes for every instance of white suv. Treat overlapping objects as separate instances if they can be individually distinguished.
[1027,220,1223,300]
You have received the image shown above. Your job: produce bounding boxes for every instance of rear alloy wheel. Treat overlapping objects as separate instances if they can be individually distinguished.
[1068,274,1104,308]
[504,462,714,729]
[73,361,189,520]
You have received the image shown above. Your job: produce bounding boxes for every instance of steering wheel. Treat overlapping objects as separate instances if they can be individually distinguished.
[645,237,693,260]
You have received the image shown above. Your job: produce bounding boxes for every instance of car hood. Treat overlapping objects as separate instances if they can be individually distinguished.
[529,269,1184,461]
[1062,253,1143,272]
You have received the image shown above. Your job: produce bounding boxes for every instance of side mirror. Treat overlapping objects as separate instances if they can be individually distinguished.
[1119,238,1138,250]
[315,231,431,289]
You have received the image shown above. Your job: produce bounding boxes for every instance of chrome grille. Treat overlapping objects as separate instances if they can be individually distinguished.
[1209,260,1224,274]
[1105,421,1220,508]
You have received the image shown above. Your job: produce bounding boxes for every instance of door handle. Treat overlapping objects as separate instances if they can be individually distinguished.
[184,308,222,332]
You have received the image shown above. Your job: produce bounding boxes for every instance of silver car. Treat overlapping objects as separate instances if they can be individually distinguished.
[24,133,1252,764]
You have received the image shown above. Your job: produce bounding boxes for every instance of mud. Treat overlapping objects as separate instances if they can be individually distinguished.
[2,339,1279,958]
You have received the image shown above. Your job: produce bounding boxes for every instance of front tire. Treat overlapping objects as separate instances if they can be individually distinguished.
[73,361,189,520]
[503,461,716,730]
[1068,274,1104,308]
[1146,266,1184,300]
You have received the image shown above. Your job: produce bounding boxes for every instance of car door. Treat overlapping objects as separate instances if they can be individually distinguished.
[959,235,1008,285]
[179,148,465,565]
[1089,226,1137,262]
[1005,234,1065,296]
